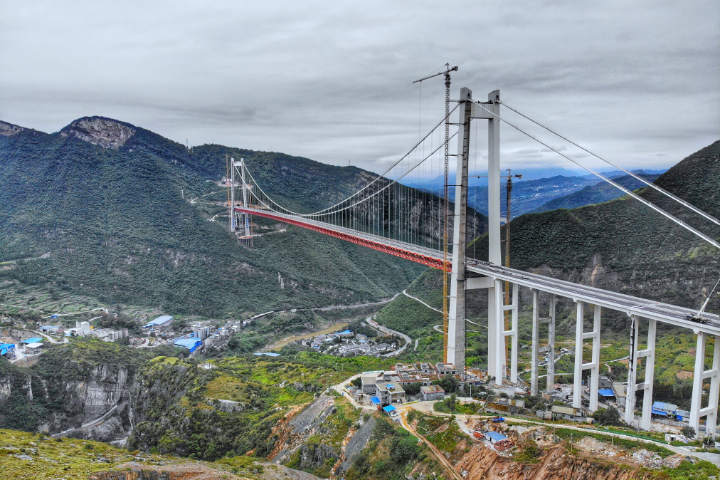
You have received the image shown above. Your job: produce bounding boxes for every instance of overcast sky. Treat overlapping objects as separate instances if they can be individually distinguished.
[1,0,718,176]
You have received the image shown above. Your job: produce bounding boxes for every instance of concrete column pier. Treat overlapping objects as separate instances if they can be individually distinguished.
[546,295,556,393]
[503,283,519,383]
[531,290,540,396]
[690,333,720,436]
[572,302,601,411]
[625,315,640,426]
[493,278,505,385]
[573,302,585,409]
[640,319,656,431]
[589,305,602,412]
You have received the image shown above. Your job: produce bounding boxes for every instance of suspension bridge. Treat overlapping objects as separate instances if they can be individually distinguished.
[226,86,720,435]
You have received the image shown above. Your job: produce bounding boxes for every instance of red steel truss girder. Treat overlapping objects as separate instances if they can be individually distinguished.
[236,208,448,271]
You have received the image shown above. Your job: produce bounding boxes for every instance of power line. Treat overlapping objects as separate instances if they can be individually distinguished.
[501,102,720,228]
[472,101,720,251]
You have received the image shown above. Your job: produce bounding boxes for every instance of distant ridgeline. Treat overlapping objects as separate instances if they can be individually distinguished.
[0,117,439,316]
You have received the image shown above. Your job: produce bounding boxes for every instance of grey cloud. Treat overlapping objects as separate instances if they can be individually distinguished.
[0,0,718,175]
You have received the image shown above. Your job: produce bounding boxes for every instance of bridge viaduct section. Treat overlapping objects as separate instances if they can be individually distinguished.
[446,87,720,433]
[232,85,720,435]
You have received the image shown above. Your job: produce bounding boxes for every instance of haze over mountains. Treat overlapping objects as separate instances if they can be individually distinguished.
[411,171,664,219]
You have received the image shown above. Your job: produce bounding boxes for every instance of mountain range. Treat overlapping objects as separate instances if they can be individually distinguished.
[0,117,429,317]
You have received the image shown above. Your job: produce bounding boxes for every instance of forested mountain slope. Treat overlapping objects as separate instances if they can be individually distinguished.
[0,117,437,316]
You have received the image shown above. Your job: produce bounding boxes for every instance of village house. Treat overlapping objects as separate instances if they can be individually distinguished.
[420,385,445,401]
[375,382,405,405]
[436,362,457,376]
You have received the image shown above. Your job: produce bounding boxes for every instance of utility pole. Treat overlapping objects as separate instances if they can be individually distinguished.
[503,169,522,373]
[413,64,458,363]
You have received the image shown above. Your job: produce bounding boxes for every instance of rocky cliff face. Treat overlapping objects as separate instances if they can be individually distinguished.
[41,363,133,443]
[60,116,136,149]
[0,120,26,136]
[0,342,148,443]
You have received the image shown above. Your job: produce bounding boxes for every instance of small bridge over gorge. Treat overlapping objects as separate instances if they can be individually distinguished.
[226,86,720,435]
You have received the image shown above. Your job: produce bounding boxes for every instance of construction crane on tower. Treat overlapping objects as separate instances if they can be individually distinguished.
[413,64,458,361]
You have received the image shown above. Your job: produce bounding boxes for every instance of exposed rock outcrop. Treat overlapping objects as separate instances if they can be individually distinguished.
[40,364,133,442]
[452,443,653,480]
[60,116,135,149]
[88,462,246,480]
[268,395,336,464]
[0,120,26,136]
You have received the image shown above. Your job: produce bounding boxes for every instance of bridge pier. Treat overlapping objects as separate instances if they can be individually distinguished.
[531,290,539,395]
[546,295,557,392]
[572,303,602,411]
[492,279,505,385]
[625,315,639,425]
[640,319,656,431]
[624,315,657,429]
[689,333,720,436]
[497,282,519,384]
[531,291,556,395]
[485,280,520,386]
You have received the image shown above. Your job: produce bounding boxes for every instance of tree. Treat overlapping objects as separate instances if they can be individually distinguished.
[403,382,421,396]
[438,374,459,393]
[443,394,458,412]
[681,425,696,439]
[351,377,362,388]
[592,406,623,426]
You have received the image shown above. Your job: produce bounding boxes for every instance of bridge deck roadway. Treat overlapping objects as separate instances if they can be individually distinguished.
[237,207,720,334]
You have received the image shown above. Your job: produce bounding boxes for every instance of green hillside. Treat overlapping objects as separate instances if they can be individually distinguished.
[0,117,428,317]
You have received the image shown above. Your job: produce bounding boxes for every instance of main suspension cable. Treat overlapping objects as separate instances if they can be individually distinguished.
[242,106,459,218]
[501,102,720,228]
[472,101,720,251]
[311,104,460,215]
[244,132,458,218]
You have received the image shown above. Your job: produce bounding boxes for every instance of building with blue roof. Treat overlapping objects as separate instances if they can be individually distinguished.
[22,337,44,344]
[174,338,202,353]
[382,405,397,415]
[484,431,507,443]
[598,388,615,399]
[144,315,174,329]
[370,396,381,405]
[0,343,15,356]
[253,352,281,357]
[652,401,677,417]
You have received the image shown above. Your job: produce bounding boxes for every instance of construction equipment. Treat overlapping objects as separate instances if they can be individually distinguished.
[413,64,458,361]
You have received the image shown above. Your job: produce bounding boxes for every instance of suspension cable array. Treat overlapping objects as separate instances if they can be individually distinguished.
[501,102,720,228]
[234,109,483,267]
[472,101,720,251]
